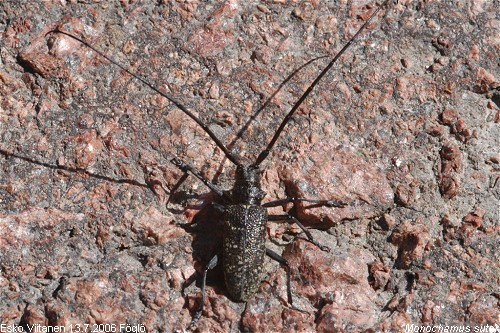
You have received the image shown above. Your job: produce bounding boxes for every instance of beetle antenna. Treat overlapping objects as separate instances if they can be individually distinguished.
[46,29,243,167]
[253,0,389,167]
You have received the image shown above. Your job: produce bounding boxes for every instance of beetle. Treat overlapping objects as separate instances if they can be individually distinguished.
[44,0,389,326]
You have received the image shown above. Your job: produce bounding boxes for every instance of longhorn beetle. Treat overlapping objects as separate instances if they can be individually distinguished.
[47,0,389,326]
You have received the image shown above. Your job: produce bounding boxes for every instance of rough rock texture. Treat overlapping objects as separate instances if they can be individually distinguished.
[0,0,498,332]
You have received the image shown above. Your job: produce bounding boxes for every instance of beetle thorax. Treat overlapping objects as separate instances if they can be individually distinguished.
[231,165,266,205]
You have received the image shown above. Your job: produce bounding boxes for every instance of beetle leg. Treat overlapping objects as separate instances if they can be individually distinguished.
[268,214,330,252]
[166,172,189,207]
[265,248,309,314]
[190,254,219,328]
[265,248,293,306]
[170,157,225,198]
[211,202,226,213]
[263,197,348,208]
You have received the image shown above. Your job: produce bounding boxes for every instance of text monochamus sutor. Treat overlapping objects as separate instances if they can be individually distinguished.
[45,0,391,328]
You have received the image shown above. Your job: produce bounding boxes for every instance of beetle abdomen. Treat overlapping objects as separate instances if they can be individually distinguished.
[223,205,267,302]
